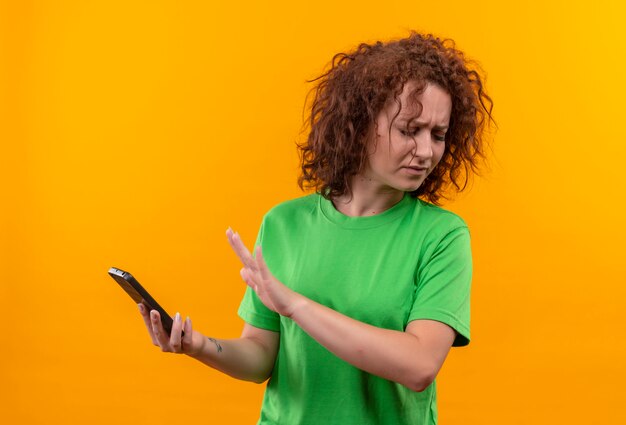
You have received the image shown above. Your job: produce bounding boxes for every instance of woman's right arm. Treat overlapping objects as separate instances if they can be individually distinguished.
[138,303,279,384]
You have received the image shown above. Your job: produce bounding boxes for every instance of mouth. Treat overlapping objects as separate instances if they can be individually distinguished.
[403,166,429,176]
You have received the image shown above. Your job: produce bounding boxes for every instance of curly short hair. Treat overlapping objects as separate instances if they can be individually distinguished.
[297,32,494,205]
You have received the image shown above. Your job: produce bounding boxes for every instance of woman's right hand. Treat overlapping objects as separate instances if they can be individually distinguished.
[138,303,206,356]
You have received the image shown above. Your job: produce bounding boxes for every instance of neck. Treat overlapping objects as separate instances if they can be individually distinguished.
[331,176,405,217]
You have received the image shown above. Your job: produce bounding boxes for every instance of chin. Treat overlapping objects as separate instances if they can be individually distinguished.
[381,176,425,193]
[397,181,424,193]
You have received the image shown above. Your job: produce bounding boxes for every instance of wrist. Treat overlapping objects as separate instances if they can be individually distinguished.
[185,331,207,358]
[287,293,311,321]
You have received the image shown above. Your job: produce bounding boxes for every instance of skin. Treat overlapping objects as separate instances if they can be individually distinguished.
[139,81,458,391]
[138,303,278,383]
[333,81,449,216]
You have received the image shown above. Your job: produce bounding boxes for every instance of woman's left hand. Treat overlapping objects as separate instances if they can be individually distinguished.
[226,228,305,318]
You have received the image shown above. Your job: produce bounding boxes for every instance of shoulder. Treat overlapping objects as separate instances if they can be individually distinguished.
[262,193,320,223]
[412,197,469,235]
[256,194,321,245]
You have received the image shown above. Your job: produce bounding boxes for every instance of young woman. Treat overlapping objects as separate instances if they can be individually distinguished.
[139,32,493,424]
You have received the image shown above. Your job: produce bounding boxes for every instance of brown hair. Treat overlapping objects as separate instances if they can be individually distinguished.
[297,32,494,204]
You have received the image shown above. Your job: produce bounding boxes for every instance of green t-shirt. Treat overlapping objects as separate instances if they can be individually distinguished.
[238,192,471,425]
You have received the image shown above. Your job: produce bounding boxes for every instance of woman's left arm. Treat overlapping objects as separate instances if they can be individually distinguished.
[227,229,456,392]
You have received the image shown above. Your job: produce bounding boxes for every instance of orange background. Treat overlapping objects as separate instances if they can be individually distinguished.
[2,1,625,423]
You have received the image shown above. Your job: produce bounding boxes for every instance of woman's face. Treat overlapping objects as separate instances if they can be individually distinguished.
[362,81,451,194]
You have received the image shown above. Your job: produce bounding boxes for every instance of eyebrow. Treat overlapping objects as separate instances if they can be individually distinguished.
[397,119,449,131]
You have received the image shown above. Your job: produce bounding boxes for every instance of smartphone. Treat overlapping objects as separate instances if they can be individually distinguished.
[108,267,178,336]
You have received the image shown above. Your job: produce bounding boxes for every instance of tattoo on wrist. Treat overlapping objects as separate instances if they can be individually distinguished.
[208,337,223,353]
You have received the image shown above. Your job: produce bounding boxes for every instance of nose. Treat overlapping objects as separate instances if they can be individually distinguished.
[411,132,433,161]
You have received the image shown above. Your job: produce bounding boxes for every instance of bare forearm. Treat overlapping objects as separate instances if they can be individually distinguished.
[227,230,452,391]
[187,336,275,383]
[290,298,437,391]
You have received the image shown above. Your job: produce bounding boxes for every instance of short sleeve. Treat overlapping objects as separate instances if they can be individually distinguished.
[408,226,472,346]
[237,217,281,332]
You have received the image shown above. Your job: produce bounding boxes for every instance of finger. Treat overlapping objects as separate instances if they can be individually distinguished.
[226,228,247,260]
[150,310,172,351]
[240,268,258,291]
[226,228,257,270]
[182,316,193,351]
[228,230,255,268]
[169,312,183,353]
[138,303,158,345]
[255,246,271,281]
[240,268,261,295]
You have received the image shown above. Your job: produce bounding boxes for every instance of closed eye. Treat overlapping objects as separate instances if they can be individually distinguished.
[400,127,446,142]
[434,133,446,142]
[399,127,419,137]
